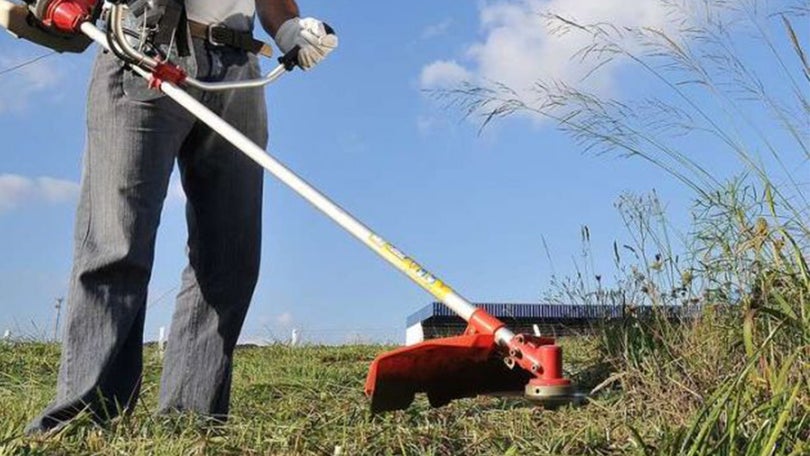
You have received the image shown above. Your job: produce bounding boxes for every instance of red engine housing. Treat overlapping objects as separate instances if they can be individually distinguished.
[36,0,97,33]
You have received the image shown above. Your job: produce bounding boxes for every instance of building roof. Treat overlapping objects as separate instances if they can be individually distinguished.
[406,302,628,327]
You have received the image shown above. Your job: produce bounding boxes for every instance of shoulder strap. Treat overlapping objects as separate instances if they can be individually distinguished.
[154,0,189,56]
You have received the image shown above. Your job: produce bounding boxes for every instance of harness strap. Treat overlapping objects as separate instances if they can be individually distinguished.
[187,20,273,57]
[151,0,189,56]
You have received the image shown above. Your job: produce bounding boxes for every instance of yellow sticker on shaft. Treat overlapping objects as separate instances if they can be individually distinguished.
[369,235,452,300]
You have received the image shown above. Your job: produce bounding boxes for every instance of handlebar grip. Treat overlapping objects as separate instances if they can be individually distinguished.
[278,45,301,71]
[277,22,336,71]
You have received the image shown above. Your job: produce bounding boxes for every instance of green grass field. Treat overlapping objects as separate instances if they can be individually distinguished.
[0,337,663,455]
[2,315,806,456]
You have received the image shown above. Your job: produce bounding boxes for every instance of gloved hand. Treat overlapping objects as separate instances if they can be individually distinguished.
[274,17,338,70]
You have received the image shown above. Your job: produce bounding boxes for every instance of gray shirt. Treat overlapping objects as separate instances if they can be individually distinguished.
[185,0,255,32]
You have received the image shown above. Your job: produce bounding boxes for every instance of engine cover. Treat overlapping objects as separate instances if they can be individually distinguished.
[27,0,98,33]
[0,0,94,53]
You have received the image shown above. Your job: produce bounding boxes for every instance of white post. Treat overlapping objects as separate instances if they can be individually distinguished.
[290,328,299,347]
[533,324,542,337]
[158,326,166,354]
[53,297,64,341]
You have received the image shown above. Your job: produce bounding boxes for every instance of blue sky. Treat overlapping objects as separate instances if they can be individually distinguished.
[0,1,805,344]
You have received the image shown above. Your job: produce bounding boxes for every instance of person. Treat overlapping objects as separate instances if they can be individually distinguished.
[26,0,337,433]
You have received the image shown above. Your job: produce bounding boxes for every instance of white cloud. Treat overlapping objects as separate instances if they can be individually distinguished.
[421,19,453,40]
[38,177,80,203]
[0,174,34,212]
[0,174,78,213]
[420,0,675,99]
[419,60,473,89]
[276,312,293,326]
[0,48,61,114]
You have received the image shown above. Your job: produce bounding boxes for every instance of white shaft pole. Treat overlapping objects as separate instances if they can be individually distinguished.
[160,81,481,321]
[81,23,489,328]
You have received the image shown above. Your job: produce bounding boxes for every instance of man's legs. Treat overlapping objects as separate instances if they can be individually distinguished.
[157,50,267,417]
[27,52,193,433]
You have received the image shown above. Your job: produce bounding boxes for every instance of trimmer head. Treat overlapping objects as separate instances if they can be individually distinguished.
[365,333,585,413]
[524,382,588,409]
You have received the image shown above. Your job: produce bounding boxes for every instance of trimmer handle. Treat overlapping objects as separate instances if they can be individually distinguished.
[278,45,301,71]
[278,22,336,71]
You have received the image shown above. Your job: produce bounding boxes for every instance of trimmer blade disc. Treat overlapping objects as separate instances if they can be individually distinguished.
[524,384,587,409]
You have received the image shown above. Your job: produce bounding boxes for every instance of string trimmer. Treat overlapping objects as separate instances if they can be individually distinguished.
[1,0,585,412]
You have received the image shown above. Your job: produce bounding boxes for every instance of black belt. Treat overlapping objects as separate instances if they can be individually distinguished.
[187,20,273,58]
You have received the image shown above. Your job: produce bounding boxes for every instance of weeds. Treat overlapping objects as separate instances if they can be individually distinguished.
[440,0,809,454]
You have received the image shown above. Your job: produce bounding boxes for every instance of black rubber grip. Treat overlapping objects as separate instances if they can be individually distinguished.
[278,45,301,71]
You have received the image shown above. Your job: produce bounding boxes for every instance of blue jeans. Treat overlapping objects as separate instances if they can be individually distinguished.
[27,41,268,432]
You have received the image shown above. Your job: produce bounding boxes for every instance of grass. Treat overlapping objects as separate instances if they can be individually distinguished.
[1,313,806,455]
[0,338,633,455]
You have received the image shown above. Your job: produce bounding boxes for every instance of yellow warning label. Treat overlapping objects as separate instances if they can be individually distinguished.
[369,235,452,300]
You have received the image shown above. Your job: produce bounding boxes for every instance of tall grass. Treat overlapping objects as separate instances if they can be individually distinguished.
[444,0,809,454]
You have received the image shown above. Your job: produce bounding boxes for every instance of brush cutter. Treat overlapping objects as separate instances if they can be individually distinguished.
[1,0,585,412]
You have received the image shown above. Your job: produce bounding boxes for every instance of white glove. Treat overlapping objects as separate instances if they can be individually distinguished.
[274,17,338,70]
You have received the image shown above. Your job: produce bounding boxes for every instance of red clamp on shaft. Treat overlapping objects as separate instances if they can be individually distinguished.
[149,62,188,89]
[464,309,505,336]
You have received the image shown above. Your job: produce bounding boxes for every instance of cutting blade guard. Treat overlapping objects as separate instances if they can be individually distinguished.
[364,334,530,412]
